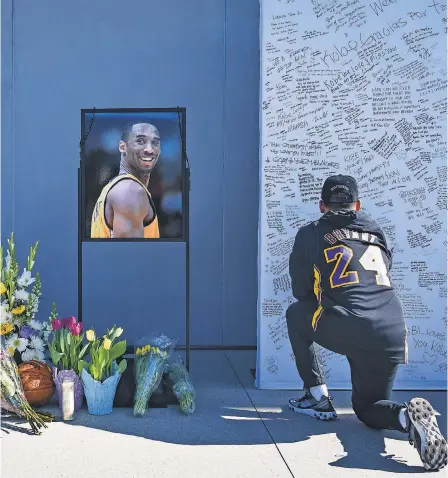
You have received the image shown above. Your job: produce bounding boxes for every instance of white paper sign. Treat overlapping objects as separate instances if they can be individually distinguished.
[257,0,447,390]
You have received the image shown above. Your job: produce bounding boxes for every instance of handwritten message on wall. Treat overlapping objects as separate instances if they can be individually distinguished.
[257,0,447,389]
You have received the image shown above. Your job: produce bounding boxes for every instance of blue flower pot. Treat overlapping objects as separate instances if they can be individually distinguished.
[81,362,122,415]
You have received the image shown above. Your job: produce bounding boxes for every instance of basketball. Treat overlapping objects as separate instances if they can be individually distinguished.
[18,360,55,407]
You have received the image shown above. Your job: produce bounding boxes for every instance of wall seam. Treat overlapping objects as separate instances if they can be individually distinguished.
[11,0,15,232]
[221,0,228,347]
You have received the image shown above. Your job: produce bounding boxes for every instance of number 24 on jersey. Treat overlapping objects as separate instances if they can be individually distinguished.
[324,244,391,289]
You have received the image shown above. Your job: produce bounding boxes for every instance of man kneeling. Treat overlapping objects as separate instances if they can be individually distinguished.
[286,174,447,472]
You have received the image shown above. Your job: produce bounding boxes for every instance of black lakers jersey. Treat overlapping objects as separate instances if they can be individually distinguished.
[289,209,407,363]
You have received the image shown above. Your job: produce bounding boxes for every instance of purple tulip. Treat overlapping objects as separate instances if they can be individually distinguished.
[69,322,83,336]
[62,316,77,330]
[19,325,37,339]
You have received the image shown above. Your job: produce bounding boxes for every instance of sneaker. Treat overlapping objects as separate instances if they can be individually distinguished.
[406,397,447,472]
[289,390,337,420]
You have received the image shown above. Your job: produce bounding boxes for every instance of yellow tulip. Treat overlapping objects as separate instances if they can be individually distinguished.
[103,338,112,350]
[0,282,6,294]
[136,347,141,355]
[86,329,95,342]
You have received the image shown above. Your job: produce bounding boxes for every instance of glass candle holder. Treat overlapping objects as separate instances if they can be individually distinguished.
[61,378,75,421]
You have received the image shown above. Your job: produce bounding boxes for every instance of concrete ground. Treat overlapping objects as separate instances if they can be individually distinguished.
[1,350,447,478]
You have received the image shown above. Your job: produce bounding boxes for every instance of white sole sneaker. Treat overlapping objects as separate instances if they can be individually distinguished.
[407,397,447,472]
[288,397,338,421]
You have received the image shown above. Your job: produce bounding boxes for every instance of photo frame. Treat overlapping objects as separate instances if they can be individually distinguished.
[80,108,187,242]
[78,107,191,369]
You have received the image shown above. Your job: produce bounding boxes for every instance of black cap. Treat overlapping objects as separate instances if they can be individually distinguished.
[321,175,359,204]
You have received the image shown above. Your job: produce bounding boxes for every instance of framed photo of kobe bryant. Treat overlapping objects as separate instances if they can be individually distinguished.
[80,108,186,241]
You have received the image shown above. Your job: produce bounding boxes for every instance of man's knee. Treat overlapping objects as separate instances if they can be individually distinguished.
[286,300,310,320]
[352,400,366,422]
[352,399,382,430]
[286,300,316,327]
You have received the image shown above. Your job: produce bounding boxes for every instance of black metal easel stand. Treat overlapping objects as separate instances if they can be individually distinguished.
[78,106,191,407]
[185,166,191,371]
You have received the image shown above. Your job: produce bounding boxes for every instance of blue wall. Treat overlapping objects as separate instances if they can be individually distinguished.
[1,0,260,346]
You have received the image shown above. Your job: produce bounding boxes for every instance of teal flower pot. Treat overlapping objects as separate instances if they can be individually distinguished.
[81,362,122,415]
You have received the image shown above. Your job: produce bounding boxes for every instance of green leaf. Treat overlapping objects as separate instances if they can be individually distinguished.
[89,363,100,381]
[108,340,126,364]
[99,346,108,368]
[78,360,89,376]
[117,359,127,374]
[78,343,90,359]
[75,334,84,352]
[50,347,65,367]
[66,331,71,350]
[59,328,66,354]
[90,341,98,363]
[105,326,115,338]
[70,347,76,371]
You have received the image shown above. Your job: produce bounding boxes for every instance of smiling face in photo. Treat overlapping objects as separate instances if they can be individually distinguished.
[119,123,161,174]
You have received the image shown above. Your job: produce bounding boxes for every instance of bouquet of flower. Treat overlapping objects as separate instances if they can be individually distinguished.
[168,355,196,415]
[47,304,89,374]
[0,233,52,362]
[78,325,127,381]
[0,345,55,434]
[133,334,176,417]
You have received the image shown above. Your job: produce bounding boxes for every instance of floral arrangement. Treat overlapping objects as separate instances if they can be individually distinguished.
[133,334,176,417]
[168,356,196,415]
[79,325,127,381]
[47,304,89,375]
[0,345,55,434]
[0,233,52,361]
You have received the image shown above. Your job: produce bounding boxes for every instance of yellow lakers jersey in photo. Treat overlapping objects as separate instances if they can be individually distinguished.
[90,173,160,239]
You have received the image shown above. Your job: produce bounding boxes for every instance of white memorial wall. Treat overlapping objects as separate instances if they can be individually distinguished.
[257,0,447,390]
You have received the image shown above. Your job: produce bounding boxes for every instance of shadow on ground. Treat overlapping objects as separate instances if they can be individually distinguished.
[2,350,445,476]
[2,398,431,474]
[258,406,425,474]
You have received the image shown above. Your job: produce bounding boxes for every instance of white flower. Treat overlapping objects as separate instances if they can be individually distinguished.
[28,319,44,331]
[21,347,37,361]
[42,331,51,341]
[0,305,10,320]
[6,334,28,352]
[30,336,44,351]
[17,269,35,288]
[15,289,29,301]
[0,304,12,321]
[34,349,45,360]
[5,252,12,271]
[28,319,45,331]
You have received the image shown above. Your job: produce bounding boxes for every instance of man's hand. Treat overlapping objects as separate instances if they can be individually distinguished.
[107,180,149,238]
